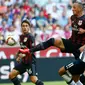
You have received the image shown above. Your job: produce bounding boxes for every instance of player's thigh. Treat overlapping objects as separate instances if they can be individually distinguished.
[54,37,65,50]
[54,38,77,52]
[14,62,26,74]
[27,63,37,76]
[58,66,66,76]
[30,76,38,83]
[28,63,38,83]
[65,59,85,75]
[61,39,77,53]
[9,69,20,79]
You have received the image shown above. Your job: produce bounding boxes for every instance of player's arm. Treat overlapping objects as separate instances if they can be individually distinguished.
[78,28,85,34]
[29,33,35,48]
[15,50,24,63]
[79,45,85,52]
[16,48,30,62]
[67,17,72,27]
[15,51,21,63]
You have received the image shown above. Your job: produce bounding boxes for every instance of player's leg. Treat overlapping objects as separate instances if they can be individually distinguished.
[9,63,26,85]
[30,76,44,85]
[9,69,21,85]
[58,60,84,85]
[28,63,44,85]
[30,38,65,53]
[58,66,75,85]
[59,68,81,85]
[30,37,80,57]
[68,60,84,85]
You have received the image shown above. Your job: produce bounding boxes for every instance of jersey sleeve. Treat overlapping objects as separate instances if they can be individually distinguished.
[29,33,35,47]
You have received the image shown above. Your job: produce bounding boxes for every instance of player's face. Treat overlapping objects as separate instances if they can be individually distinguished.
[72,3,82,16]
[21,22,30,34]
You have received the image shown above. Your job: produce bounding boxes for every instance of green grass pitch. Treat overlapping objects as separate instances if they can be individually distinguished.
[0,81,67,85]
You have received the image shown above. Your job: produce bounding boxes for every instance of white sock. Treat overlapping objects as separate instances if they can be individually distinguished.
[61,73,77,85]
[76,80,83,85]
[61,71,72,83]
[69,80,76,85]
[62,74,72,83]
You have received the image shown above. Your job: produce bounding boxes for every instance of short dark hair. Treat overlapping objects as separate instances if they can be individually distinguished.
[21,19,31,26]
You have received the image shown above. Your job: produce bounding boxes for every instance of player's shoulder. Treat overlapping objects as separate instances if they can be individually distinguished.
[19,34,23,38]
[80,14,85,20]
[70,15,76,20]
[28,33,35,42]
[28,33,34,38]
[71,14,85,20]
[19,33,34,39]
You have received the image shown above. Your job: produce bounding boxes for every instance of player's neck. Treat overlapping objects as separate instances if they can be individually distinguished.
[77,12,84,17]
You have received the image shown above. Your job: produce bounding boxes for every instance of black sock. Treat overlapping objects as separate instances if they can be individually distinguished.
[80,74,85,85]
[35,80,44,85]
[30,38,54,53]
[11,77,21,85]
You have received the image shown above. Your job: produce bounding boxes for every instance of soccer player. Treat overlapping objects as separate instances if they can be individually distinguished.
[58,48,85,85]
[9,19,44,85]
[28,2,85,85]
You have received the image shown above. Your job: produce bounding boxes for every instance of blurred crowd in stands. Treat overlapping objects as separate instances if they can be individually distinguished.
[0,0,84,46]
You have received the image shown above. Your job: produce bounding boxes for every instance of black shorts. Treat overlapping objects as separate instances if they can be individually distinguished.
[65,59,85,75]
[14,62,37,76]
[62,39,81,59]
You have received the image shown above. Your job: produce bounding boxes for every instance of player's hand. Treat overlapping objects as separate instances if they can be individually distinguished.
[16,57,22,63]
[18,48,31,58]
[19,48,30,54]
[16,57,21,63]
[78,28,85,34]
[79,45,85,52]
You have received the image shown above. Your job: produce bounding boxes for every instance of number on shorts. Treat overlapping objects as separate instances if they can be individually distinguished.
[66,63,74,69]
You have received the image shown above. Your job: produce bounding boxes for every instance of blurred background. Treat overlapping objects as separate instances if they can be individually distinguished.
[0,0,85,84]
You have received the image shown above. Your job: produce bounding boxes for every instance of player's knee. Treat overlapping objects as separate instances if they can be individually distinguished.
[9,72,15,79]
[30,76,38,83]
[54,38,64,48]
[58,66,66,76]
[9,70,18,79]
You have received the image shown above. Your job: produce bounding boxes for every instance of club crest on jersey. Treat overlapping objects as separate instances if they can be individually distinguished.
[24,37,28,42]
[78,20,82,26]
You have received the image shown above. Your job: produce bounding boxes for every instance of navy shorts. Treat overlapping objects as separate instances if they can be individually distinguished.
[14,62,37,76]
[65,59,85,75]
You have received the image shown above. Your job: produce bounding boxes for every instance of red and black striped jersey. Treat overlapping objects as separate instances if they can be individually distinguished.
[19,33,36,64]
[70,14,85,45]
[20,33,35,49]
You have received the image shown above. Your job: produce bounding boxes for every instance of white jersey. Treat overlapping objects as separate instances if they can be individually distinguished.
[79,50,85,62]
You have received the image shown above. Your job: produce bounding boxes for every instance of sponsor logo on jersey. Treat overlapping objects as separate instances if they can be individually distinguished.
[24,37,28,42]
[78,20,82,26]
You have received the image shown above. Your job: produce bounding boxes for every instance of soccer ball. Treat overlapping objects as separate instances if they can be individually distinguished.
[6,37,16,46]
